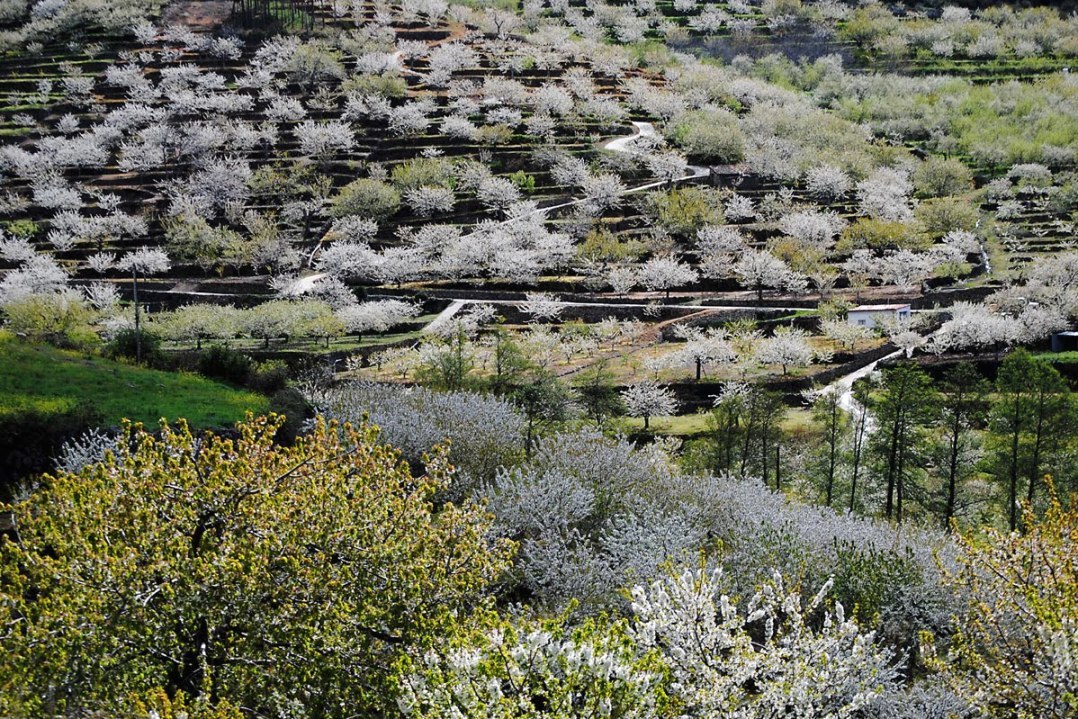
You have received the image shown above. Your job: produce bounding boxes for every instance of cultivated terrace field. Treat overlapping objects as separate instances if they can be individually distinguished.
[0,0,1076,717]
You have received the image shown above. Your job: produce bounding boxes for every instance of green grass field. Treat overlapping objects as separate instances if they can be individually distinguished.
[623,407,816,437]
[0,335,269,427]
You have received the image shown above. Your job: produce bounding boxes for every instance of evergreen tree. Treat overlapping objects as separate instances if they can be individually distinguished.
[935,362,989,531]
[870,363,938,523]
[990,349,1073,530]
[809,388,849,508]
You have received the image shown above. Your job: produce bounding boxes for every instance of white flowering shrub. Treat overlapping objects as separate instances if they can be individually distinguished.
[404,186,455,217]
[295,119,354,157]
[779,210,847,248]
[55,428,120,474]
[581,173,625,215]
[477,176,522,213]
[397,615,663,719]
[724,194,756,222]
[484,428,701,609]
[316,383,525,494]
[638,256,698,297]
[733,250,798,299]
[631,568,901,719]
[520,293,564,323]
[754,325,817,375]
[928,302,1019,354]
[806,167,853,202]
[865,678,975,719]
[117,247,170,275]
[0,254,69,305]
[0,235,37,263]
[661,326,737,379]
[82,281,120,311]
[644,150,688,184]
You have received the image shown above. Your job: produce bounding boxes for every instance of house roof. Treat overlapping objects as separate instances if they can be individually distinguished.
[850,304,911,312]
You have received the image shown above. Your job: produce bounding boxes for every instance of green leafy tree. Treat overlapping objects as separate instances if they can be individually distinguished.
[737,385,786,488]
[933,486,1078,719]
[990,349,1074,530]
[487,327,532,395]
[703,388,747,476]
[159,304,240,350]
[913,156,974,198]
[330,178,401,220]
[809,387,849,508]
[574,360,623,429]
[935,363,989,531]
[869,363,938,523]
[0,415,513,718]
[848,380,872,513]
[646,187,723,237]
[2,293,94,346]
[511,372,574,456]
[164,215,242,273]
[669,108,746,164]
[417,325,475,391]
[915,197,979,240]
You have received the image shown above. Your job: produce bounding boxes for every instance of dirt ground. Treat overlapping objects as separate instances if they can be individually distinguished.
[161,0,233,31]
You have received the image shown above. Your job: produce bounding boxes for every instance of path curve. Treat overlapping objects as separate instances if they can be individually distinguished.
[825,348,903,434]
[296,118,710,285]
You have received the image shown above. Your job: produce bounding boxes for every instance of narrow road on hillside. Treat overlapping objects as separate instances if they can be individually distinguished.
[423,297,806,331]
[825,348,903,434]
[292,119,711,289]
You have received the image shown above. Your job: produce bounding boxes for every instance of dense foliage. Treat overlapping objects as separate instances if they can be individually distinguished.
[0,415,512,717]
[0,0,1076,716]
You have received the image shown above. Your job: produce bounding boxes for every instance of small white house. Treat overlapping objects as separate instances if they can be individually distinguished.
[847,303,911,329]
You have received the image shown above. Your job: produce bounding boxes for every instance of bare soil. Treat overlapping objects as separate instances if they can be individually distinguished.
[161,0,233,32]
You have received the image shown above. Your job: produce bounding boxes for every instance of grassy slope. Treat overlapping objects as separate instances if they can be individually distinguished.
[0,336,269,427]
[623,407,814,437]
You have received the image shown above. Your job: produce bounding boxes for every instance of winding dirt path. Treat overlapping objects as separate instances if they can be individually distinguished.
[293,119,711,291]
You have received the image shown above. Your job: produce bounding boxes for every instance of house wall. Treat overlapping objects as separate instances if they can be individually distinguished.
[848,308,910,328]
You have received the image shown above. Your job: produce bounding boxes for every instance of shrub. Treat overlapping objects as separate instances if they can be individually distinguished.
[164,214,243,271]
[915,197,978,240]
[284,42,345,87]
[105,328,161,364]
[647,186,724,237]
[3,293,94,348]
[196,345,252,386]
[913,157,974,198]
[509,170,535,193]
[5,218,37,238]
[669,108,746,164]
[390,157,454,191]
[316,383,526,496]
[341,74,407,98]
[839,217,926,252]
[329,178,400,219]
[247,359,290,394]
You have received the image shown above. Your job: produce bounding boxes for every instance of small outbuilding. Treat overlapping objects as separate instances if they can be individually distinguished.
[847,303,912,329]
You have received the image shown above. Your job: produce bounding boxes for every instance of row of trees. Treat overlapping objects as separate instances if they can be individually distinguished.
[694,349,1076,531]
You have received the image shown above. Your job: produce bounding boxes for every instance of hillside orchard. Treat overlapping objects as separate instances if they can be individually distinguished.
[0,0,1077,717]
